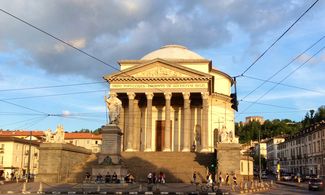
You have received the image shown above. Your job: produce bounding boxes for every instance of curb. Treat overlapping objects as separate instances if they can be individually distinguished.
[0,191,232,195]
[275,182,306,190]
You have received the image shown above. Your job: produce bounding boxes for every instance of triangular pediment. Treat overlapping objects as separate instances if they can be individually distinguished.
[105,59,212,80]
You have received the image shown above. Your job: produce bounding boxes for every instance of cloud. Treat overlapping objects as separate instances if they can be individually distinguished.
[0,0,317,79]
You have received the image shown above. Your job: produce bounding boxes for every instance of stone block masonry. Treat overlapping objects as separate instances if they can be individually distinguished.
[36,143,92,183]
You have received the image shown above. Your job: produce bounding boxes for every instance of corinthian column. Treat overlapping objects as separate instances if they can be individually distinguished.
[145,92,154,151]
[164,92,172,151]
[201,92,209,151]
[126,92,135,151]
[182,92,191,151]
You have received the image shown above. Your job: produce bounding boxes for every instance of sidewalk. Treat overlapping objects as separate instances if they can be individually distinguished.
[0,182,233,194]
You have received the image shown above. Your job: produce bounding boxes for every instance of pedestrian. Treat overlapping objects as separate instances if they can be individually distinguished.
[225,173,229,186]
[233,173,237,186]
[147,172,152,184]
[218,172,223,186]
[192,171,197,184]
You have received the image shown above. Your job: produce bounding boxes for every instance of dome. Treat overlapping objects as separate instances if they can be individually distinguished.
[141,45,205,60]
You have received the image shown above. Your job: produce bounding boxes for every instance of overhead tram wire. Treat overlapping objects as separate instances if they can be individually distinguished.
[2,89,106,101]
[0,81,105,92]
[239,35,325,100]
[239,44,325,114]
[0,8,168,94]
[0,99,49,115]
[242,75,325,95]
[238,0,319,77]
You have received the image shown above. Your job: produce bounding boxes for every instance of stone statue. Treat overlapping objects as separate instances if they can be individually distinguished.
[100,155,113,165]
[53,124,65,143]
[44,128,53,143]
[105,93,122,125]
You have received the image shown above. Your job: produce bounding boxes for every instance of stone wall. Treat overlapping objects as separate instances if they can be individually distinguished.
[36,143,91,183]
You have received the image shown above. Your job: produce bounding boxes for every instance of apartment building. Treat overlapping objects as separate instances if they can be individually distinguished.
[64,133,102,153]
[278,120,325,176]
[0,137,40,178]
[266,136,285,174]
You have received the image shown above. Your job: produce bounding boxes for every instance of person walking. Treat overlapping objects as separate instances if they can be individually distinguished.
[225,173,229,186]
[218,172,223,187]
[233,173,237,186]
[192,171,197,184]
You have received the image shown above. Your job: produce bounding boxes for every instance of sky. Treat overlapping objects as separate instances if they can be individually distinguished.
[0,0,325,132]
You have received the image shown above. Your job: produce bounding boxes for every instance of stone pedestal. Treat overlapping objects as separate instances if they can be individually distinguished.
[92,124,127,177]
[216,143,242,182]
[98,124,123,164]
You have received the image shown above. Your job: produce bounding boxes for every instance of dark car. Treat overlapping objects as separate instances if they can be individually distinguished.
[308,178,324,191]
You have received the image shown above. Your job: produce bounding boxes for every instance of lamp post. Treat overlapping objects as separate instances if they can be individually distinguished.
[259,127,262,182]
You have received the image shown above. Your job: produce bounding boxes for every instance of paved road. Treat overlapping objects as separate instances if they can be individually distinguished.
[254,184,324,195]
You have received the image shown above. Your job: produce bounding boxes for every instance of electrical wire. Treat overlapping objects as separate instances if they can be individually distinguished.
[1,89,106,101]
[240,44,325,114]
[239,0,320,76]
[0,81,105,92]
[242,75,325,94]
[240,35,325,100]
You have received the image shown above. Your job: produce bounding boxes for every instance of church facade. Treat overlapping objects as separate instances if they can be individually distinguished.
[104,45,238,153]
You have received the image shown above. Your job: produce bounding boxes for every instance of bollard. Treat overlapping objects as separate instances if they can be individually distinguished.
[97,184,100,192]
[22,182,27,193]
[37,182,43,194]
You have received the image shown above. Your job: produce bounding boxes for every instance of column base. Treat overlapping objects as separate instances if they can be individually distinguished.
[124,148,137,152]
[181,148,190,152]
[163,148,171,152]
[199,148,210,152]
[144,148,153,152]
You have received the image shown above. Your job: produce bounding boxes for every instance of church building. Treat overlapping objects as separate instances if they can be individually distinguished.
[104,45,238,153]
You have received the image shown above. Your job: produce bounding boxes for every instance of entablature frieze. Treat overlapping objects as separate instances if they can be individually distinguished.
[108,77,211,82]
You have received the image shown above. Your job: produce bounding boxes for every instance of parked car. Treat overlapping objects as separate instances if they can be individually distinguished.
[261,174,268,179]
[281,173,292,181]
[308,178,324,191]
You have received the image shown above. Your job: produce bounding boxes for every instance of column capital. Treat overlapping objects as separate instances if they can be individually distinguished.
[146,92,154,100]
[182,92,190,100]
[201,92,210,99]
[127,92,135,99]
[164,92,172,100]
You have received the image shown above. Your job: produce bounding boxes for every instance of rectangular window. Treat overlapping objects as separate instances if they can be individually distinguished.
[0,155,3,164]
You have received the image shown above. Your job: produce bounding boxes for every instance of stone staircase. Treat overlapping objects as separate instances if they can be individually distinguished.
[65,153,98,183]
[121,152,214,183]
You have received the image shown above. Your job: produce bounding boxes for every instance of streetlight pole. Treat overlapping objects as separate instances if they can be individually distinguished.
[259,127,262,182]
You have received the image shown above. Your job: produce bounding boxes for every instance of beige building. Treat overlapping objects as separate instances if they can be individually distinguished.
[266,136,285,174]
[278,120,325,176]
[104,45,237,152]
[64,133,102,153]
[240,155,254,180]
[245,116,264,124]
[0,137,39,179]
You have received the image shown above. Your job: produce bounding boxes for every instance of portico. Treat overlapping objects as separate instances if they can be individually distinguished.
[104,45,238,153]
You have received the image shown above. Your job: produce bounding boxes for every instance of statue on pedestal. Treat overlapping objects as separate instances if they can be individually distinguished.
[44,124,65,143]
[105,93,122,125]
